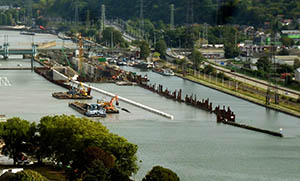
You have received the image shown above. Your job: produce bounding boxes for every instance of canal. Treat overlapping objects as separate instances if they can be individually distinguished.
[0,31,300,180]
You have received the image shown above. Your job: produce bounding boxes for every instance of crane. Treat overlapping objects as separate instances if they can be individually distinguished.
[97,95,119,113]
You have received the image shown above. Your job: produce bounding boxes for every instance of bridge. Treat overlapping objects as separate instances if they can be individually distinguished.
[0,38,38,71]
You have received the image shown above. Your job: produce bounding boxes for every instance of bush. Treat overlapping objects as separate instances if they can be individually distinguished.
[142,166,179,181]
[14,170,47,181]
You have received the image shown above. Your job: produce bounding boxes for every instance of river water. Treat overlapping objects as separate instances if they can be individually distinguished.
[0,31,300,181]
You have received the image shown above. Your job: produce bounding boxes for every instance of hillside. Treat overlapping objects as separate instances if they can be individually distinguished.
[0,0,300,27]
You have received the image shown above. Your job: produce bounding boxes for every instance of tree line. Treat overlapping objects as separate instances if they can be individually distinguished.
[1,0,300,27]
[0,115,180,180]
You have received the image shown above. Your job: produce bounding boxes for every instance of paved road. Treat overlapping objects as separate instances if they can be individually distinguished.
[206,60,300,99]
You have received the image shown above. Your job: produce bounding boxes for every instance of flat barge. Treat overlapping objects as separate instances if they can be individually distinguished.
[52,92,92,99]
[69,102,106,117]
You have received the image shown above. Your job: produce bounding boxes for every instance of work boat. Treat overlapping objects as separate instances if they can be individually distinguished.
[162,69,175,76]
[152,68,175,76]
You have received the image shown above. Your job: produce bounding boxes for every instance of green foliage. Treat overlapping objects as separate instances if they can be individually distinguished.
[224,43,240,59]
[278,48,289,55]
[38,115,138,179]
[191,49,205,69]
[14,170,47,181]
[280,37,294,47]
[142,166,180,181]
[70,146,115,180]
[20,0,300,28]
[140,41,150,60]
[203,64,215,74]
[155,39,167,57]
[83,159,111,181]
[0,117,32,165]
[256,56,271,73]
[153,52,160,58]
[294,58,300,69]
[101,27,128,48]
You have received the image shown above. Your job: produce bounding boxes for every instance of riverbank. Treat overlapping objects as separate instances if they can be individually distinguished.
[176,73,300,118]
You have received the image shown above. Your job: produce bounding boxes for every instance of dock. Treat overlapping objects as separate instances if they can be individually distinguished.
[217,115,283,137]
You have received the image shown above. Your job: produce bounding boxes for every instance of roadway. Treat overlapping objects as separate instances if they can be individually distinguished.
[206,59,300,99]
[166,49,300,99]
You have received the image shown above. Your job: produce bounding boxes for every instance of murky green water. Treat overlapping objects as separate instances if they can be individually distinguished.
[0,31,300,180]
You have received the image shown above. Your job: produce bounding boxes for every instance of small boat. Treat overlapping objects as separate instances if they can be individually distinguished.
[116,81,137,86]
[133,61,153,69]
[0,115,6,122]
[69,102,106,117]
[20,31,35,36]
[152,68,174,76]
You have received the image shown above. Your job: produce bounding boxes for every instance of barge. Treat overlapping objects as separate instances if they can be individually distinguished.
[69,102,106,117]
[52,92,92,99]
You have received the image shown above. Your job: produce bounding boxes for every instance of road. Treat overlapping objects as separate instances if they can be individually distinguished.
[206,59,300,99]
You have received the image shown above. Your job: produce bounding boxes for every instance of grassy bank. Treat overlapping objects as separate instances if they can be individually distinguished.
[175,72,300,118]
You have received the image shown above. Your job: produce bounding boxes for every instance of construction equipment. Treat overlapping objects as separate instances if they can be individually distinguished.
[52,82,92,99]
[97,95,119,114]
[69,102,106,117]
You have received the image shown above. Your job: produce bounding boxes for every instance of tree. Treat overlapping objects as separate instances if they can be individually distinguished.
[294,58,300,69]
[155,39,167,58]
[14,170,47,181]
[203,64,215,74]
[101,27,127,48]
[0,117,32,165]
[142,166,180,181]
[70,146,115,180]
[278,48,289,55]
[256,56,271,73]
[140,41,150,60]
[280,37,294,47]
[37,115,138,179]
[224,43,240,58]
[191,49,205,69]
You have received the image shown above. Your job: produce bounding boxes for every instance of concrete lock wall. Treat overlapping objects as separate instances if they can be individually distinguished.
[52,68,69,81]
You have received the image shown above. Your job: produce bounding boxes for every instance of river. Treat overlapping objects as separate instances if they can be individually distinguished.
[0,31,300,181]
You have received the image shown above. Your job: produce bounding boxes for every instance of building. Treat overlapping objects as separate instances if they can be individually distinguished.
[295,68,300,82]
[274,55,300,66]
[199,48,224,59]
[281,30,300,43]
[0,6,10,11]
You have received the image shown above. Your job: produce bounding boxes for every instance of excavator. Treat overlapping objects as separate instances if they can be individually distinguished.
[97,96,119,114]
[52,81,92,99]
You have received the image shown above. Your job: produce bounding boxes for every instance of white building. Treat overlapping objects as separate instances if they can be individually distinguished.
[274,55,300,66]
[295,68,300,82]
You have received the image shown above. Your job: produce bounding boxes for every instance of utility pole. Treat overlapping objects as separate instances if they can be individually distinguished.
[101,4,105,33]
[139,0,144,39]
[170,4,174,30]
[86,10,90,28]
[111,31,114,49]
[186,0,194,26]
[26,0,32,26]
[75,1,79,26]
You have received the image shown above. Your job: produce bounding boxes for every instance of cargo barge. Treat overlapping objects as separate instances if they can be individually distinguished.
[69,102,106,117]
